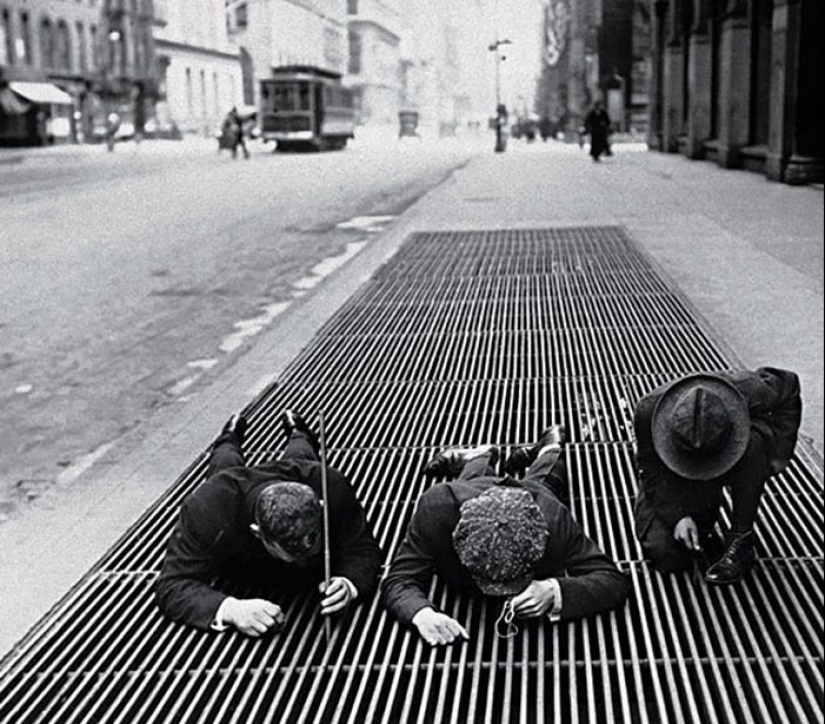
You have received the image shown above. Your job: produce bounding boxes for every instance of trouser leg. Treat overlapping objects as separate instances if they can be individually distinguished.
[728,434,770,537]
[282,432,319,463]
[522,448,568,502]
[457,452,499,481]
[206,432,246,478]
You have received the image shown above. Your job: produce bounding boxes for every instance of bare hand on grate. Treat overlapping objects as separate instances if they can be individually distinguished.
[412,607,469,646]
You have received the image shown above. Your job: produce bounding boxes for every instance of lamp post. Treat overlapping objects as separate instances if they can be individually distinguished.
[488,38,512,153]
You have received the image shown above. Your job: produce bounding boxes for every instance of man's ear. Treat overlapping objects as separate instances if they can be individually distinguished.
[249,523,261,539]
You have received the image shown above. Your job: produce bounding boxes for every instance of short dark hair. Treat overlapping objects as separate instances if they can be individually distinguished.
[255,483,322,557]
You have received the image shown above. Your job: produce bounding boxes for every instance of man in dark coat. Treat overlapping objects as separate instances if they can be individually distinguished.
[154,411,383,637]
[633,367,802,585]
[583,100,611,162]
[382,426,631,646]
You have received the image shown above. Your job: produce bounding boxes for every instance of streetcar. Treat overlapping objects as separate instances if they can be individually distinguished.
[259,66,355,152]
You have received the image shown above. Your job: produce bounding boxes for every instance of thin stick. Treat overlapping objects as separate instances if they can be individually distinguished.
[318,411,332,643]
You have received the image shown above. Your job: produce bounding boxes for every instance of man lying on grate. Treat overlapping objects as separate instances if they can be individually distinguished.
[154,411,383,637]
[633,367,802,585]
[381,425,631,646]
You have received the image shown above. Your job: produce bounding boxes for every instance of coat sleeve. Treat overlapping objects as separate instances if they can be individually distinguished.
[554,507,631,620]
[750,367,802,468]
[328,470,384,599]
[152,490,233,631]
[381,489,450,625]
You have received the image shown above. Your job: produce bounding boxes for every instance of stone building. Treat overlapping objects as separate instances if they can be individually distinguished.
[345,0,402,129]
[227,0,348,107]
[647,0,823,184]
[154,0,242,137]
[0,0,157,145]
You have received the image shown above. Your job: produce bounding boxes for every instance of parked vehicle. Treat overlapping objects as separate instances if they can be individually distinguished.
[259,66,355,152]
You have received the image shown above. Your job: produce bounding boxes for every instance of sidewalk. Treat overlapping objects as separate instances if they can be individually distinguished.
[0,137,822,658]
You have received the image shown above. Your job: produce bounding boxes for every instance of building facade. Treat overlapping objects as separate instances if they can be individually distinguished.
[154,0,242,137]
[345,0,402,129]
[0,0,157,145]
[228,0,348,108]
[647,0,823,184]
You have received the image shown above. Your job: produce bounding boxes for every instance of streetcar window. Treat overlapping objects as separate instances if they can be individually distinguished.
[273,84,298,111]
[298,82,311,111]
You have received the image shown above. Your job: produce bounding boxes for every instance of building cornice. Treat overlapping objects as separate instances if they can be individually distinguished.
[153,39,240,62]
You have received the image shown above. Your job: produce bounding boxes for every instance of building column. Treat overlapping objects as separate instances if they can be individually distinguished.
[684,1,712,158]
[661,0,685,152]
[766,0,798,180]
[715,0,750,168]
[646,0,668,149]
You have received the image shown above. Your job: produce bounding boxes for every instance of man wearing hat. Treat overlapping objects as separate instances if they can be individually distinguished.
[382,426,630,646]
[633,367,801,585]
[155,411,382,637]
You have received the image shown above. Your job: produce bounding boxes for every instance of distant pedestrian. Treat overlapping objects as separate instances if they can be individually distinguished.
[105,111,121,153]
[229,106,250,160]
[633,368,801,585]
[583,101,611,162]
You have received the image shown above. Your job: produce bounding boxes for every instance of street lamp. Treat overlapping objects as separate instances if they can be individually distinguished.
[488,38,512,153]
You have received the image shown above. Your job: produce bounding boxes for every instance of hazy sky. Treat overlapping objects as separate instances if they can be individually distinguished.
[489,0,543,106]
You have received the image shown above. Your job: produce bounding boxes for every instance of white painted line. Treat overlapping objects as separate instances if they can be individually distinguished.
[219,301,291,354]
[336,215,396,231]
[55,441,116,486]
[187,359,218,371]
[14,384,33,394]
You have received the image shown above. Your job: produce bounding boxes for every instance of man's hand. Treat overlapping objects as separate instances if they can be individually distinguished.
[412,608,469,646]
[769,459,788,476]
[221,598,285,637]
[674,516,701,551]
[319,577,356,616]
[510,580,556,618]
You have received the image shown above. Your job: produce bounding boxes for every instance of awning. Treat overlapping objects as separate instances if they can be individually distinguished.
[9,81,73,106]
[0,87,30,115]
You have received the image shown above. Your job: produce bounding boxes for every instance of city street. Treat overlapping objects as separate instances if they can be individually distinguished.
[0,136,484,521]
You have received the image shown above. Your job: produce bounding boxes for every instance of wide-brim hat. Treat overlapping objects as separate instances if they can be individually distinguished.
[651,373,750,480]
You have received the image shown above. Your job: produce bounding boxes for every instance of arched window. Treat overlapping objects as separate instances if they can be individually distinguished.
[40,17,54,68]
[56,20,71,71]
[20,12,32,65]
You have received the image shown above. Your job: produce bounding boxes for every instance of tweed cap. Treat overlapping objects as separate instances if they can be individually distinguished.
[256,482,323,558]
[453,487,548,596]
[652,374,750,481]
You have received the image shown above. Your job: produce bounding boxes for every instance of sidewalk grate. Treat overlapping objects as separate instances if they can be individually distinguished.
[0,226,821,723]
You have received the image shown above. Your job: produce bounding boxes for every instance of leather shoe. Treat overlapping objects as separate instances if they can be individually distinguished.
[705,532,755,585]
[280,410,320,454]
[504,424,567,475]
[423,445,499,480]
[220,413,248,445]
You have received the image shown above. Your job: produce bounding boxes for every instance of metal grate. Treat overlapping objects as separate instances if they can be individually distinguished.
[1,227,822,724]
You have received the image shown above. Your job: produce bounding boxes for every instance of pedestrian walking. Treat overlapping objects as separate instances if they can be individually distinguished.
[381,425,630,647]
[633,368,802,585]
[229,106,250,160]
[583,101,611,162]
[154,411,383,637]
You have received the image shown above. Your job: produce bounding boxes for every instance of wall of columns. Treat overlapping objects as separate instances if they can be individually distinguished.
[646,0,822,184]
